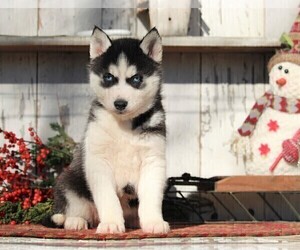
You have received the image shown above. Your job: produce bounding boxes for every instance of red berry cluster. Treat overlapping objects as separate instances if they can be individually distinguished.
[0,187,52,209]
[0,127,53,221]
[24,188,53,209]
[0,128,49,171]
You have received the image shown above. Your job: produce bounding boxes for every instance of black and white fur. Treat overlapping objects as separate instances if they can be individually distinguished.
[48,27,169,234]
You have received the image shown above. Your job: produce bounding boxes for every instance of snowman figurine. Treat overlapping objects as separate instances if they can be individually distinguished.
[231,52,300,175]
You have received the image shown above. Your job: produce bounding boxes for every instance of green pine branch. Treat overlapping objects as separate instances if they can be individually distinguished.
[0,200,53,224]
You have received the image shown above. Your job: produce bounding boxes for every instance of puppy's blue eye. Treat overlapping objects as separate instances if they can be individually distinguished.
[129,74,143,88]
[132,75,141,84]
[103,73,114,82]
[102,73,117,88]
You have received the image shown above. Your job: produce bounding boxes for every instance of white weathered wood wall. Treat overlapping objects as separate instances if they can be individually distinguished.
[0,1,299,179]
[1,0,299,37]
[0,51,271,179]
[1,1,300,221]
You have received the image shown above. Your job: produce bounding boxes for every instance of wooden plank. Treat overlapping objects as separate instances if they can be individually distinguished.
[148,0,191,36]
[0,36,281,52]
[162,37,280,50]
[0,3,38,36]
[0,52,37,140]
[265,0,299,39]
[201,0,264,37]
[101,0,135,33]
[200,53,268,178]
[37,52,91,142]
[215,176,300,192]
[163,53,201,178]
[37,5,102,36]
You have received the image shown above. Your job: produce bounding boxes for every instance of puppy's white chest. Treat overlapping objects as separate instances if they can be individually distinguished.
[107,134,144,191]
[86,111,147,192]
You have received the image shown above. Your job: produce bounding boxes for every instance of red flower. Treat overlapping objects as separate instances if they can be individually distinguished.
[259,144,270,156]
[267,120,279,132]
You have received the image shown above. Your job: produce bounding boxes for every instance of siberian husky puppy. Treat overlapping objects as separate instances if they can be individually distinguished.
[48,27,169,234]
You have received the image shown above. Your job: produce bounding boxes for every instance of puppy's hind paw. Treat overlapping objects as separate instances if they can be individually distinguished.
[141,220,170,234]
[96,222,125,234]
[64,217,88,230]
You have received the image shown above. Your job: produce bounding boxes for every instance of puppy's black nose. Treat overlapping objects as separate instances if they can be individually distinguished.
[114,99,128,111]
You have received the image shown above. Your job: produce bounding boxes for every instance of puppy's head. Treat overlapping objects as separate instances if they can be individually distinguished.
[89,27,162,120]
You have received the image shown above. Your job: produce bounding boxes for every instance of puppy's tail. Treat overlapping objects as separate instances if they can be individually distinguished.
[41,213,65,228]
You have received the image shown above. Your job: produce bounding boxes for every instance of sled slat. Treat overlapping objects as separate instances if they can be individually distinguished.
[215,176,300,192]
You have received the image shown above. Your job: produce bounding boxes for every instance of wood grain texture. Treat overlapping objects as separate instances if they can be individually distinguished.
[215,176,300,192]
[163,53,201,177]
[36,52,91,142]
[101,0,135,32]
[0,36,281,52]
[200,53,269,177]
[37,7,103,36]
[0,53,37,140]
[0,4,38,36]
[265,0,299,39]
[149,0,191,36]
[201,0,264,37]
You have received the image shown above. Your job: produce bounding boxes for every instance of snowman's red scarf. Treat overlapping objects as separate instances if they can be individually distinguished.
[238,91,300,136]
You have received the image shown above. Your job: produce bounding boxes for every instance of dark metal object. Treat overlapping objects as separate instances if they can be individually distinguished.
[164,173,300,223]
[166,173,219,193]
[164,173,217,224]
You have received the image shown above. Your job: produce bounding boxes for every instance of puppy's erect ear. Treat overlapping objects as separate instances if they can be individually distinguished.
[90,26,112,59]
[139,28,162,63]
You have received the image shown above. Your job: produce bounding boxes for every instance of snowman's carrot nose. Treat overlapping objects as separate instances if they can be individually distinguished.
[276,78,287,86]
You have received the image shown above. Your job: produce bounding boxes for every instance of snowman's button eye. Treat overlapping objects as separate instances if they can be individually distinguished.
[284,69,289,74]
[278,65,283,70]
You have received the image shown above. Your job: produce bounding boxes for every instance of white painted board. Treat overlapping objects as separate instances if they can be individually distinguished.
[200,0,264,37]
[36,52,91,142]
[200,53,269,177]
[37,6,102,36]
[0,2,38,36]
[0,53,37,142]
[265,0,300,39]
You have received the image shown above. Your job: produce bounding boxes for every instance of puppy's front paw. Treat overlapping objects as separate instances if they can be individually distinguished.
[141,220,170,234]
[96,222,125,234]
[64,217,88,230]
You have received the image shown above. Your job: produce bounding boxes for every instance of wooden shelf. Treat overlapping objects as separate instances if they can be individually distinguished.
[163,37,281,53]
[0,36,281,53]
